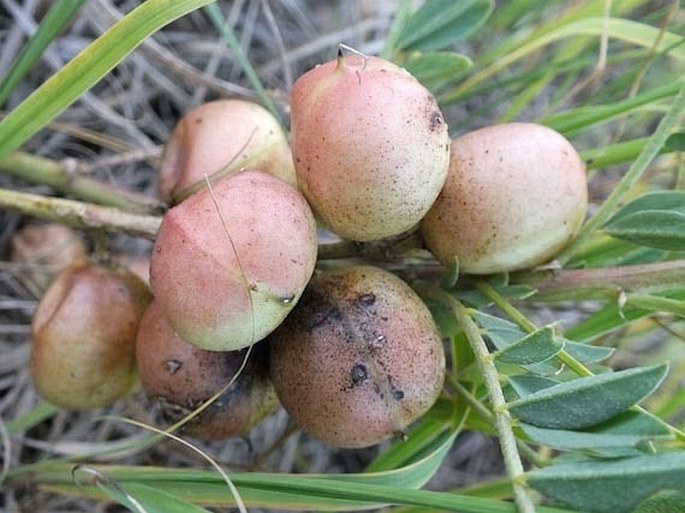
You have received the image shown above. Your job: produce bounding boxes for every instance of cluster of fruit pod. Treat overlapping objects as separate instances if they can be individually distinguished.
[26,51,587,449]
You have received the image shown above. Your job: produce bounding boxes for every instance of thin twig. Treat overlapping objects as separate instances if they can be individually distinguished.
[0,188,161,239]
[0,151,164,214]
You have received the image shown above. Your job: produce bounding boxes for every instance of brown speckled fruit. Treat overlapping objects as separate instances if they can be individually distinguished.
[30,260,151,410]
[291,53,450,241]
[269,265,445,448]
[158,99,296,204]
[421,122,588,274]
[150,170,317,351]
[136,300,278,440]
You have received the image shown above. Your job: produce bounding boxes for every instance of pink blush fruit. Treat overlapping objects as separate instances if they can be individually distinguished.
[150,170,317,351]
[422,123,588,274]
[291,54,450,241]
[158,99,296,204]
[136,300,278,440]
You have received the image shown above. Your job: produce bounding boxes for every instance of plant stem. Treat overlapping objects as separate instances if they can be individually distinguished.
[0,188,160,239]
[447,294,538,513]
[514,259,685,301]
[555,79,685,265]
[447,377,550,469]
[0,151,164,214]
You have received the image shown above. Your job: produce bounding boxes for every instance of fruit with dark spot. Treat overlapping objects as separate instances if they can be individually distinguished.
[268,265,445,448]
[158,99,296,205]
[30,259,151,410]
[290,53,450,241]
[421,123,588,274]
[136,300,278,440]
[150,170,317,351]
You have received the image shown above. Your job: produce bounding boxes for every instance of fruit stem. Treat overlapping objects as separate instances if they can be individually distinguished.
[447,295,538,513]
[0,151,164,214]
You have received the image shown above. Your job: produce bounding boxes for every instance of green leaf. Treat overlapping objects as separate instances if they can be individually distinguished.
[456,283,536,309]
[472,311,613,365]
[607,191,685,223]
[508,375,560,397]
[0,0,87,107]
[397,0,494,52]
[527,452,685,513]
[0,0,214,160]
[665,133,685,152]
[402,51,472,91]
[471,310,528,347]
[520,410,672,451]
[562,339,615,364]
[508,364,669,429]
[14,460,580,513]
[566,290,685,343]
[604,211,685,251]
[494,326,563,365]
[632,490,685,513]
[96,481,213,513]
[442,15,685,105]
[581,137,677,170]
[366,398,464,472]
[544,82,679,136]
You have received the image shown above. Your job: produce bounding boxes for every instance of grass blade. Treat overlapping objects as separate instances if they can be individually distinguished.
[0,0,87,107]
[0,0,214,160]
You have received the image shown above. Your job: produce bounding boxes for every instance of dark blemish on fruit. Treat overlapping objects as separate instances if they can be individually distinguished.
[165,360,182,374]
[350,363,368,385]
[392,389,405,400]
[358,293,376,306]
[429,111,443,131]
[306,299,343,330]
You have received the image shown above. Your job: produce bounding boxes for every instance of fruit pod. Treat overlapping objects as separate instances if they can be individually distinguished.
[136,300,278,440]
[150,170,318,351]
[30,259,151,410]
[421,122,588,274]
[159,99,296,204]
[269,265,445,448]
[9,223,87,294]
[291,53,450,241]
